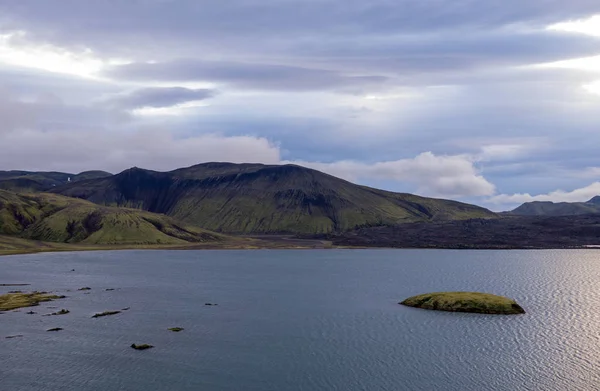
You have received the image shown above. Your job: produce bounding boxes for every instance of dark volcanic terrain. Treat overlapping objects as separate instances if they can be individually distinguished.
[316,214,600,249]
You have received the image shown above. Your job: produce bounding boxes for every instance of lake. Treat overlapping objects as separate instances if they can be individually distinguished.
[1,249,600,391]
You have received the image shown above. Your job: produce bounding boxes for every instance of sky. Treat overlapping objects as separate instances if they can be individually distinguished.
[1,1,600,211]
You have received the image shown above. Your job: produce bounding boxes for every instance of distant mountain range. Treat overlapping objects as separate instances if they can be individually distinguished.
[0,170,112,192]
[2,162,600,251]
[508,196,600,216]
[47,162,497,234]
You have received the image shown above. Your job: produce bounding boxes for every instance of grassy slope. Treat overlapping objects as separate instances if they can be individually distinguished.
[0,190,225,246]
[53,163,497,234]
[400,292,525,314]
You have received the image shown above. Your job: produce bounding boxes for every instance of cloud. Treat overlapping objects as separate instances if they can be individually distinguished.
[3,1,600,50]
[287,152,496,198]
[102,87,217,110]
[489,182,600,205]
[0,129,281,173]
[2,1,600,206]
[105,60,387,92]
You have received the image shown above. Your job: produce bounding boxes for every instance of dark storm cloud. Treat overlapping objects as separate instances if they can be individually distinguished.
[2,0,600,43]
[103,87,217,109]
[1,1,600,67]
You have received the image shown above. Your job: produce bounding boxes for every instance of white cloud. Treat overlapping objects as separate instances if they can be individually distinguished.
[478,144,536,161]
[583,80,600,95]
[489,182,600,205]
[539,55,600,72]
[548,15,600,37]
[286,152,496,198]
[0,31,105,78]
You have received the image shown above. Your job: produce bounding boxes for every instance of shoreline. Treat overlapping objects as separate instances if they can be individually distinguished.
[0,236,344,257]
[1,242,596,258]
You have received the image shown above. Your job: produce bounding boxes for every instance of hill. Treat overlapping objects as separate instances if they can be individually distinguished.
[51,162,497,234]
[509,197,600,216]
[0,190,225,245]
[0,170,111,193]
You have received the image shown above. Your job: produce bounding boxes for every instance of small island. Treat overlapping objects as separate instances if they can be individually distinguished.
[0,292,64,312]
[400,292,525,315]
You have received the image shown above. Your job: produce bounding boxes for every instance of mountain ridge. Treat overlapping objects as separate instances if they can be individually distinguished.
[50,162,497,234]
[0,170,112,193]
[509,196,600,216]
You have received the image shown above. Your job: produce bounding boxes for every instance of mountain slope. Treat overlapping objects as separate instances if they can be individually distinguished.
[0,170,111,193]
[0,190,225,245]
[509,197,600,216]
[52,162,497,234]
[588,196,600,206]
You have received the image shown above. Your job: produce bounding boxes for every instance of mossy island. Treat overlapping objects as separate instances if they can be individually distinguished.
[400,292,525,315]
[0,292,64,312]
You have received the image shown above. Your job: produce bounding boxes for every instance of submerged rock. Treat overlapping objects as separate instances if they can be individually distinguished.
[400,292,525,315]
[92,310,121,318]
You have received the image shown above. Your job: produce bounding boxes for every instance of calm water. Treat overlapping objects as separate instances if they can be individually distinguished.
[1,249,600,391]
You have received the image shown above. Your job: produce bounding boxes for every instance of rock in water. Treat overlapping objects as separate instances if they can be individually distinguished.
[400,292,525,315]
[131,343,153,350]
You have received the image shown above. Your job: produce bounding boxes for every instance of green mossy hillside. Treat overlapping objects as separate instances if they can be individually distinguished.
[53,163,497,234]
[0,190,225,245]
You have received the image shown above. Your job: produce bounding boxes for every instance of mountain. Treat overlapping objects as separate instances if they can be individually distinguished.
[0,170,112,193]
[588,196,600,205]
[51,162,497,234]
[509,196,600,216]
[0,190,225,245]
